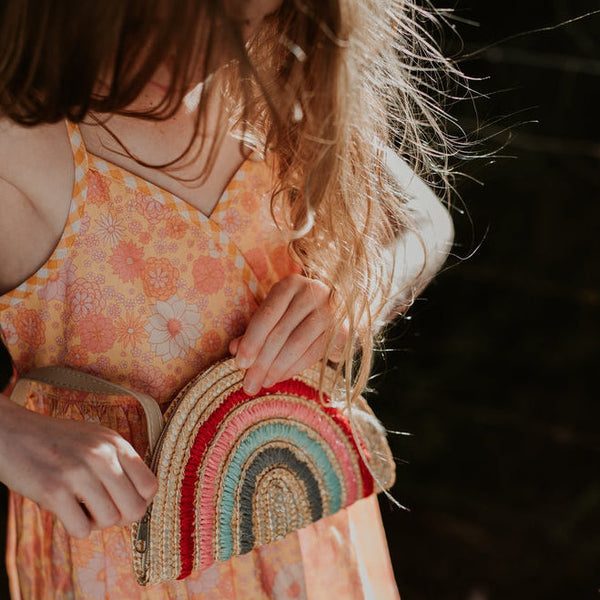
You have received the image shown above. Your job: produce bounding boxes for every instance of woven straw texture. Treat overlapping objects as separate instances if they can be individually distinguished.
[132,358,395,586]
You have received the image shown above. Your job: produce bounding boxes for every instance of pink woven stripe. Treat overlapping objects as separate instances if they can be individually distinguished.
[178,379,373,579]
[194,396,361,570]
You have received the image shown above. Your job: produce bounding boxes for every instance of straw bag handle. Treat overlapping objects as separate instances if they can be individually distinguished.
[9,367,165,452]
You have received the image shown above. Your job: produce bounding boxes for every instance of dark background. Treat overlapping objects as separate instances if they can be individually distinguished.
[1,1,599,599]
[374,1,600,600]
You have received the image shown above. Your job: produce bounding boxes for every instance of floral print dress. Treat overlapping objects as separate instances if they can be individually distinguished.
[0,122,400,600]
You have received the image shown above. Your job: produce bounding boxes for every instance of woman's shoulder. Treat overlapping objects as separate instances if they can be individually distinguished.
[0,118,73,199]
[384,148,454,242]
[0,118,74,294]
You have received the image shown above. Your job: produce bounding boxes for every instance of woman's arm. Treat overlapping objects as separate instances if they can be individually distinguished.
[0,119,74,294]
[230,152,453,392]
[375,149,454,329]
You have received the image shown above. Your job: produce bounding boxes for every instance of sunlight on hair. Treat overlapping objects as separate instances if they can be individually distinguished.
[279,34,307,63]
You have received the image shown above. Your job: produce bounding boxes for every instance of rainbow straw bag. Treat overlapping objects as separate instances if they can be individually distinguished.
[10,358,395,586]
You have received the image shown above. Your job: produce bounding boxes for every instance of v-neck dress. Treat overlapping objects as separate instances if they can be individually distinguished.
[0,122,399,599]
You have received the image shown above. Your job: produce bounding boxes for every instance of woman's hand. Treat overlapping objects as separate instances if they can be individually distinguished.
[229,274,347,394]
[0,395,158,539]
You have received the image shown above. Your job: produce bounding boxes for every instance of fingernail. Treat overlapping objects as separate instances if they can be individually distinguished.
[263,378,273,388]
[244,382,258,395]
[236,356,250,369]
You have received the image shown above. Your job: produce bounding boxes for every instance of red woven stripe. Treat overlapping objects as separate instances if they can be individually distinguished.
[274,380,374,496]
[178,386,250,577]
[320,402,374,496]
[177,378,373,579]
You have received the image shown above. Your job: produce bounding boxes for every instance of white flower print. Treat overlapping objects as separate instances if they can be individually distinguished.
[146,296,203,361]
[95,213,126,247]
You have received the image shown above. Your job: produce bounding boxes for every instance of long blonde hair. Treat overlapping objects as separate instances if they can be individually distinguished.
[0,0,464,398]
[229,0,464,396]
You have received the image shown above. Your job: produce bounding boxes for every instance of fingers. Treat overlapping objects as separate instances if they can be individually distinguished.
[92,442,157,527]
[0,405,156,539]
[232,275,348,393]
[52,432,155,534]
[112,442,158,526]
[59,438,156,534]
[234,278,318,393]
[228,337,241,356]
[75,475,121,531]
[264,320,347,385]
[270,330,327,384]
[233,276,300,371]
[115,441,158,504]
[250,313,325,388]
[51,494,94,539]
[37,472,119,537]
[242,297,316,393]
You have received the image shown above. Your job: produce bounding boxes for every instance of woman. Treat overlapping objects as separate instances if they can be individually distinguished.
[0,0,455,597]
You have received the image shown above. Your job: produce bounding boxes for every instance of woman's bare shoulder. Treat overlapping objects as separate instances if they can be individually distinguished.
[0,118,73,197]
[0,119,74,294]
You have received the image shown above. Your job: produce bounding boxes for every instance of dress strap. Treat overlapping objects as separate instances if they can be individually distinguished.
[65,121,89,211]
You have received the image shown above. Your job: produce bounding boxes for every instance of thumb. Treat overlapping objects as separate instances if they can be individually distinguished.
[229,337,241,356]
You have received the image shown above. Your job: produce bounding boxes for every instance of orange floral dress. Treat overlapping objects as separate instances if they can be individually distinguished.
[0,122,399,600]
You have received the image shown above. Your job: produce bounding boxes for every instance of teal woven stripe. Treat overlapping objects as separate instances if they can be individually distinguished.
[217,422,342,561]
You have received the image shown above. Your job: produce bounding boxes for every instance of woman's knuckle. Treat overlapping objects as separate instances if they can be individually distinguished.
[124,498,148,523]
[114,437,136,459]
[271,278,287,293]
[236,337,256,358]
[88,442,112,462]
[267,328,286,347]
[142,476,159,500]
[248,358,268,376]
[37,483,62,510]
[337,329,349,345]
[261,301,278,321]
[328,347,343,361]
[281,273,302,291]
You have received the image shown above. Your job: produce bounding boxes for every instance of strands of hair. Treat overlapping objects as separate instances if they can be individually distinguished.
[0,0,471,407]
[245,0,472,403]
